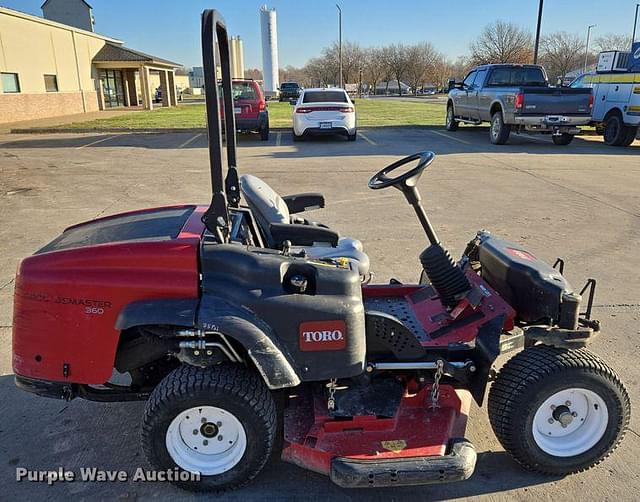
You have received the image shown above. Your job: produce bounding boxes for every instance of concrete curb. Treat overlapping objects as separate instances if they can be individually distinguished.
[9,127,294,134]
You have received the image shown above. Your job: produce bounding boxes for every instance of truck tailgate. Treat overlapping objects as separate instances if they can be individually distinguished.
[520,88,592,116]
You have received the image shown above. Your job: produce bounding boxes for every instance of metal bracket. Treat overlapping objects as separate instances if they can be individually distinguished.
[579,278,597,320]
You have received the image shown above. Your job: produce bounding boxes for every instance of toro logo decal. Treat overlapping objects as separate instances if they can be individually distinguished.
[299,320,347,352]
[506,247,536,262]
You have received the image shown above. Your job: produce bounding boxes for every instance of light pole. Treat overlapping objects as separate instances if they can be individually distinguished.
[633,3,639,46]
[533,0,544,64]
[584,24,596,73]
[336,4,343,88]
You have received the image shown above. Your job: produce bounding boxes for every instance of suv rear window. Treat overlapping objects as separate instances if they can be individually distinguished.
[232,82,257,100]
[303,91,347,103]
[281,83,299,89]
[486,67,547,86]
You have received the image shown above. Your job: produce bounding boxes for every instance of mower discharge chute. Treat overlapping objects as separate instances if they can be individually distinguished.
[11,9,630,493]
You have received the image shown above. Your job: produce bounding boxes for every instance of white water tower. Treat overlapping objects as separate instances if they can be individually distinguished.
[260,5,279,97]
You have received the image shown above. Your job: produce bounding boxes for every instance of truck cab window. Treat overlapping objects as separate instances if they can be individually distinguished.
[463,71,477,88]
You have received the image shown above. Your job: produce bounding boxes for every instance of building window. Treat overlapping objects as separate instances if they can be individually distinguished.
[1,72,20,93]
[44,74,59,92]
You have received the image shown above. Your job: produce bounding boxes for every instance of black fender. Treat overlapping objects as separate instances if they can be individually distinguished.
[197,295,301,390]
[115,298,199,330]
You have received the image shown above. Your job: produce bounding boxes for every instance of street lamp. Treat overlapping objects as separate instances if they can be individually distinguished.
[633,3,639,46]
[584,24,596,73]
[336,4,343,88]
[533,0,544,64]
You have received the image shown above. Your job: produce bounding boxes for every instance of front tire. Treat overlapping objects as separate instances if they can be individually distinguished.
[142,364,277,492]
[490,111,511,144]
[552,133,574,146]
[445,105,459,131]
[488,346,630,475]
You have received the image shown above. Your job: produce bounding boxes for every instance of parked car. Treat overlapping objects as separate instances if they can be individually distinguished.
[228,79,269,140]
[291,88,357,141]
[446,64,593,145]
[279,81,302,101]
[570,71,639,146]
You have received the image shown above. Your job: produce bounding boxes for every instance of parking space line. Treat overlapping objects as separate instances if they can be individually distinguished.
[429,130,471,145]
[75,135,118,149]
[276,131,282,146]
[358,131,377,145]
[178,133,202,149]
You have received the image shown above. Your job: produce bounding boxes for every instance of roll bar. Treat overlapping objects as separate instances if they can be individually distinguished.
[200,9,240,242]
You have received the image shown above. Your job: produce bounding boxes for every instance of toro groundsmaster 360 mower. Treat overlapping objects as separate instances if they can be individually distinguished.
[12,10,630,492]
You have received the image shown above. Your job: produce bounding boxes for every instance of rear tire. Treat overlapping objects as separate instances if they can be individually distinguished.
[621,126,638,146]
[142,364,276,492]
[490,111,511,144]
[260,122,269,141]
[292,129,302,142]
[488,345,629,475]
[552,133,574,146]
[445,105,459,131]
[603,114,627,146]
[347,131,357,141]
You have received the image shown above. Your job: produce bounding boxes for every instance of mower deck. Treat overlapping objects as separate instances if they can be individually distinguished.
[282,384,476,488]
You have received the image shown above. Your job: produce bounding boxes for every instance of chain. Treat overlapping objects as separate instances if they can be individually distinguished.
[430,360,445,408]
[326,378,338,411]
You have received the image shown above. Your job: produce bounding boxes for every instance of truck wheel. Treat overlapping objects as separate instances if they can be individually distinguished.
[445,105,459,131]
[603,114,627,146]
[490,111,510,144]
[621,126,638,147]
[552,133,574,146]
[488,345,629,475]
[142,364,276,492]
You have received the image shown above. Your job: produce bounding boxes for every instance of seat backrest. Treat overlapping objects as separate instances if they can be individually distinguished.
[240,175,289,242]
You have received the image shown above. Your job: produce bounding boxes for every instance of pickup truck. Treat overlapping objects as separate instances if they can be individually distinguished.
[446,64,593,145]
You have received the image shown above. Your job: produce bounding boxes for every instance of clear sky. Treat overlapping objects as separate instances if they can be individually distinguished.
[3,0,638,69]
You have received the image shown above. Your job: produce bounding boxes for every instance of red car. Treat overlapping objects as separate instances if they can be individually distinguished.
[228,79,269,140]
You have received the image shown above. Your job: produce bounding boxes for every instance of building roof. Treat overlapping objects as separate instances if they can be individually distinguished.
[0,6,120,43]
[93,42,181,67]
[41,0,92,9]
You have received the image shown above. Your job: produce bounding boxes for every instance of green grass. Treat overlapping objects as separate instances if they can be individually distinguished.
[58,99,446,130]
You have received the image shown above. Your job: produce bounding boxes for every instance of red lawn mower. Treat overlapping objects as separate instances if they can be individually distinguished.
[12,10,630,492]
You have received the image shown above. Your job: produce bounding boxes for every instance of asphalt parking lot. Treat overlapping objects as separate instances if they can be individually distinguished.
[0,126,639,501]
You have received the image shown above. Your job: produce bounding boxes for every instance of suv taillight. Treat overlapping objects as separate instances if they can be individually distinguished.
[589,93,594,109]
[515,93,524,110]
[259,101,266,111]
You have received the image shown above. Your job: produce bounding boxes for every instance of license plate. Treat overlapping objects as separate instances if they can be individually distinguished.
[234,107,242,114]
[319,122,332,129]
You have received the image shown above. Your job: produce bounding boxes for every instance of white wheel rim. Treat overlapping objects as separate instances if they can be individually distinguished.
[532,388,608,457]
[165,405,247,475]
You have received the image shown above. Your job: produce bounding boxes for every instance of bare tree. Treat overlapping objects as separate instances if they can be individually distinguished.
[279,65,306,85]
[594,33,633,52]
[244,68,263,80]
[405,42,439,95]
[430,54,453,90]
[470,20,533,65]
[362,47,387,94]
[385,44,409,95]
[539,31,584,82]
[449,56,473,81]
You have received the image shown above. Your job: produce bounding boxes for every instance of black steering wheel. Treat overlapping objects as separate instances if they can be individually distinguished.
[368,151,435,190]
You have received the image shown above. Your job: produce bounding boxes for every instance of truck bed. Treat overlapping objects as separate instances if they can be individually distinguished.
[519,87,592,116]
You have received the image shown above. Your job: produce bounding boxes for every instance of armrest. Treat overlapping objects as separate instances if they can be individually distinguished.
[282,193,325,214]
[269,223,338,247]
